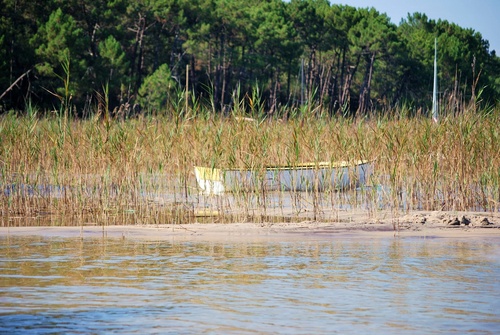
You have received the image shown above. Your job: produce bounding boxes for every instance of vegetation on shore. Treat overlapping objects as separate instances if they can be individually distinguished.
[2,1,499,226]
[1,101,499,226]
[1,0,499,116]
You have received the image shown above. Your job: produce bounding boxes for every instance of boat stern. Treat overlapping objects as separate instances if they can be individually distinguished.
[194,166,225,195]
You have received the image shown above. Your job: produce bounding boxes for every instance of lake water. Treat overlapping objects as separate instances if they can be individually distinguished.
[1,234,499,334]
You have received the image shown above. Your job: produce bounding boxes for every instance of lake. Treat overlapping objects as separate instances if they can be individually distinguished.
[1,234,499,334]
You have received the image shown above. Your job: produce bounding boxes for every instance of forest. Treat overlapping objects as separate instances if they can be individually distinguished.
[1,0,499,117]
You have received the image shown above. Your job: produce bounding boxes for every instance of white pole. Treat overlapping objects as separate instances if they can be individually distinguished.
[432,38,438,122]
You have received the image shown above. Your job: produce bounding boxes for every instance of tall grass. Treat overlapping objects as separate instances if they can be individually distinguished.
[1,102,499,227]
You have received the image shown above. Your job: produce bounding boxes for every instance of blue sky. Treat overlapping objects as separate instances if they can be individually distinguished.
[333,0,499,53]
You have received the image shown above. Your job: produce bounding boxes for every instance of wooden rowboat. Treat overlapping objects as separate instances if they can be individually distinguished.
[194,160,372,195]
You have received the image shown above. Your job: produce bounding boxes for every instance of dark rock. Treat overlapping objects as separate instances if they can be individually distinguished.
[415,216,426,225]
[460,216,471,226]
[448,218,461,226]
[481,218,492,226]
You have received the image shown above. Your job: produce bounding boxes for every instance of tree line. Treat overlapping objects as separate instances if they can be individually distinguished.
[1,0,499,117]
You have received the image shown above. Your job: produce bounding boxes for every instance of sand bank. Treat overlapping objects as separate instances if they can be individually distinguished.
[1,210,499,242]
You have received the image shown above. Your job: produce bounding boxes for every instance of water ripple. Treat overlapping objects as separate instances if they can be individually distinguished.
[1,236,499,334]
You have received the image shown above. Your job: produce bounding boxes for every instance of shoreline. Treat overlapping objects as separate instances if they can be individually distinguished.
[2,210,500,242]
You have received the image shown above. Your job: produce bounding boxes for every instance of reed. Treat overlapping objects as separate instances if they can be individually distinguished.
[1,103,499,227]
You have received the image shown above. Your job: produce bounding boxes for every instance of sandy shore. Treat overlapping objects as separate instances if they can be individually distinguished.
[2,210,500,241]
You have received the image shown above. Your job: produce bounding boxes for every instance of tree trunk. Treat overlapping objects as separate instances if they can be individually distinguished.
[221,40,227,114]
[359,52,375,114]
[319,62,332,114]
[129,13,148,96]
[286,58,292,106]
[338,46,346,106]
[307,49,316,104]
[341,52,361,114]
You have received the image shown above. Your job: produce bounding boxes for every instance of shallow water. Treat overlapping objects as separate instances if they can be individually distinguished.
[1,235,499,334]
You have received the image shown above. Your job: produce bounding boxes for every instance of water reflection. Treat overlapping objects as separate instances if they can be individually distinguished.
[1,236,499,334]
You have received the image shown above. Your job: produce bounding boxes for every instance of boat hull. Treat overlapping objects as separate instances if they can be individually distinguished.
[194,161,372,195]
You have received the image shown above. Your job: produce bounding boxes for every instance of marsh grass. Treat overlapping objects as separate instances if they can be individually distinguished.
[1,103,499,227]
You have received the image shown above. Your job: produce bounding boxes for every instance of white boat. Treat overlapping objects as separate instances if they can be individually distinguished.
[194,160,372,195]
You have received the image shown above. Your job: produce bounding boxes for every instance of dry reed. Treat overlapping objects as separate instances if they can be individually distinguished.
[1,105,499,227]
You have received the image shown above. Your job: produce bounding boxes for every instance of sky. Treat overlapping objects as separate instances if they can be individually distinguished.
[334,0,499,53]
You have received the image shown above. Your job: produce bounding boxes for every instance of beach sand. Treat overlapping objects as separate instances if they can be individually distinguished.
[2,210,499,241]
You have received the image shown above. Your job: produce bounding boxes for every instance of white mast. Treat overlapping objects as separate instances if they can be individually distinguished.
[432,38,438,122]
